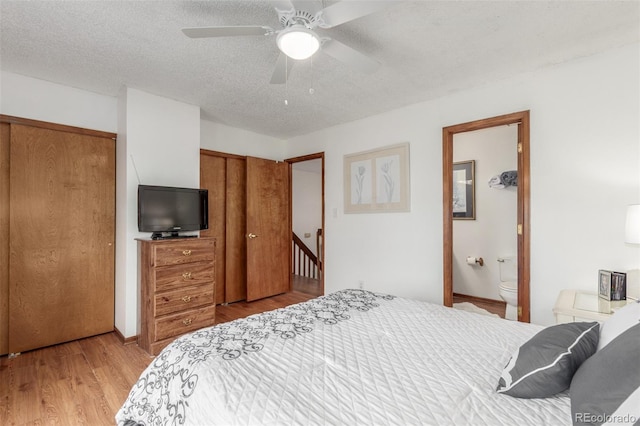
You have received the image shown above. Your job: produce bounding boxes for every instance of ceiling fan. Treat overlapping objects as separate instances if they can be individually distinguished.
[182,0,391,84]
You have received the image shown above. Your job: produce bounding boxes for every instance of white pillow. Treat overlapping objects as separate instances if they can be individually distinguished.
[596,301,640,351]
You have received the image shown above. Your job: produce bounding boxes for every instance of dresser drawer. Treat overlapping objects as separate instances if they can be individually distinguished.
[138,237,217,356]
[152,239,215,266]
[154,284,214,317]
[153,304,216,342]
[154,261,214,293]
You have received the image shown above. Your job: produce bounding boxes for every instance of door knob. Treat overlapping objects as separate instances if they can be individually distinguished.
[247,233,258,239]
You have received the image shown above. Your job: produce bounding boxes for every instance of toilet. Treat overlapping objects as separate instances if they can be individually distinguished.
[498,257,518,320]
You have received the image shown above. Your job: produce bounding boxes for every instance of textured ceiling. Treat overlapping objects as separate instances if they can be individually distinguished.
[1,1,638,139]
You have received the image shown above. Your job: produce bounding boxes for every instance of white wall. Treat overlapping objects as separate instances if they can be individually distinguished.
[116,88,200,337]
[0,71,117,132]
[0,73,283,339]
[286,107,444,303]
[285,43,640,325]
[293,168,322,256]
[200,120,285,159]
[453,125,518,300]
[3,44,639,330]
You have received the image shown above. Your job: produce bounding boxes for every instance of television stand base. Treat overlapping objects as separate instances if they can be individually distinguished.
[150,232,198,240]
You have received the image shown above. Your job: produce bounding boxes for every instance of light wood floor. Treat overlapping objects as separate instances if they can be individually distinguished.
[0,289,317,426]
[292,274,323,296]
[5,282,504,425]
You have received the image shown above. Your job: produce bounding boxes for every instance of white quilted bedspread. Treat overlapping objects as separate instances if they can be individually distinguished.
[116,290,571,426]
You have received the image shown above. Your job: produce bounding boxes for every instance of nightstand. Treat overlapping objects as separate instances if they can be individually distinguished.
[553,289,635,323]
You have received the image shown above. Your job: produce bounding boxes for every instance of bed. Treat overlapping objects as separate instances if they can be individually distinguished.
[116,289,639,426]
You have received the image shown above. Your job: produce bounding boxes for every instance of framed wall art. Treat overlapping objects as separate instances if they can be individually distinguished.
[598,269,613,301]
[344,142,410,213]
[599,270,627,301]
[453,160,475,220]
[611,272,627,301]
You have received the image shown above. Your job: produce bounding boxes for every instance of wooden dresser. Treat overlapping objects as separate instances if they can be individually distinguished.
[137,237,216,355]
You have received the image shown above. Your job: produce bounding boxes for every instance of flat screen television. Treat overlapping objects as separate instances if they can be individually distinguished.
[138,185,208,239]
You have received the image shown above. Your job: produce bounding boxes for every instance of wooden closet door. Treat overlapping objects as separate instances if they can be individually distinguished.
[0,123,9,355]
[9,124,115,353]
[246,157,290,301]
[200,154,227,304]
[225,158,247,303]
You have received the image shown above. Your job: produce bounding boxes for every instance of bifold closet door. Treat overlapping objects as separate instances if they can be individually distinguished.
[200,154,227,304]
[224,158,247,303]
[9,124,115,353]
[0,123,9,355]
[199,152,247,304]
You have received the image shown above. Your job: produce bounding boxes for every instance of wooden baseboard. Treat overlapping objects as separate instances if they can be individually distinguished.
[453,292,506,306]
[113,326,138,345]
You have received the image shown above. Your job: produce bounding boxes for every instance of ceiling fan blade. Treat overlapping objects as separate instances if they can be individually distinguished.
[318,1,391,28]
[322,39,380,75]
[269,0,295,12]
[270,52,295,84]
[182,26,273,38]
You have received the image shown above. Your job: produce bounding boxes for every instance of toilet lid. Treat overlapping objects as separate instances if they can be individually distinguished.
[500,281,517,291]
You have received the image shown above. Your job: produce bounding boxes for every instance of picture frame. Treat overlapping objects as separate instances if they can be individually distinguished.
[344,142,410,213]
[611,271,627,301]
[598,269,613,300]
[452,160,475,220]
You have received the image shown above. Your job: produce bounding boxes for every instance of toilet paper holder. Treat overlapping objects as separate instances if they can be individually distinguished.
[466,256,484,266]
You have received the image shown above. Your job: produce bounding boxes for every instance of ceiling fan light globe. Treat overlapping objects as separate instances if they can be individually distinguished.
[276,26,320,60]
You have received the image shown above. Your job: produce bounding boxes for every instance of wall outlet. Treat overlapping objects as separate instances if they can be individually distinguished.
[358,280,364,290]
[304,232,311,238]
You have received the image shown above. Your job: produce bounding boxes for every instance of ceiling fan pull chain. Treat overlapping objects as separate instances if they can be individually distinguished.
[284,55,289,106]
[309,55,315,95]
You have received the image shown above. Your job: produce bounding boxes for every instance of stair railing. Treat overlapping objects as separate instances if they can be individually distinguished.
[292,232,320,279]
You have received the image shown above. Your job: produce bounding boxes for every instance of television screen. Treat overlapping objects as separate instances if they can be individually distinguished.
[138,185,208,238]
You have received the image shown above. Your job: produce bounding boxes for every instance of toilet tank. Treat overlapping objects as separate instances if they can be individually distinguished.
[498,256,517,282]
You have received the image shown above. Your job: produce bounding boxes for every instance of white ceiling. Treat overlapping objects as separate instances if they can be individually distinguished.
[1,1,638,139]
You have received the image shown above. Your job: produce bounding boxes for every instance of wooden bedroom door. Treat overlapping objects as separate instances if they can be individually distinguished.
[245,156,290,301]
[8,123,115,353]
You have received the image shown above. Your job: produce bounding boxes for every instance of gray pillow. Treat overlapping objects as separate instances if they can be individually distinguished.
[570,323,640,426]
[496,322,599,398]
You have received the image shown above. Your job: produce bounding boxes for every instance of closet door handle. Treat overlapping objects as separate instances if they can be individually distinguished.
[182,250,192,256]
[182,318,192,326]
[181,296,192,303]
[247,233,258,239]
[182,272,192,280]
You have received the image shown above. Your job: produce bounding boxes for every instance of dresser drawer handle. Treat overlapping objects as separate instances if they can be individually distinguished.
[182,250,192,256]
[182,272,192,280]
[181,296,192,303]
[182,318,192,326]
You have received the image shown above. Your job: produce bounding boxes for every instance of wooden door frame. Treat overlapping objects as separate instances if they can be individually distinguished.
[442,111,530,322]
[285,152,325,296]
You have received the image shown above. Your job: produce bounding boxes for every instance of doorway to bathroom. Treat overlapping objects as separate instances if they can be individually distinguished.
[451,124,518,319]
[442,111,530,322]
